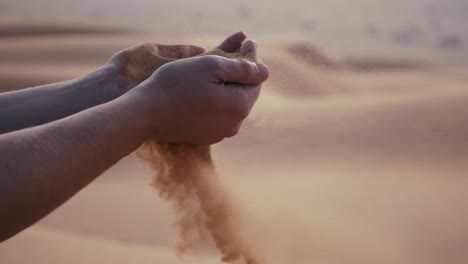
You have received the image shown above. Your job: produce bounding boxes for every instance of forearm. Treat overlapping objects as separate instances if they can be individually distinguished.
[0,65,126,134]
[0,88,154,242]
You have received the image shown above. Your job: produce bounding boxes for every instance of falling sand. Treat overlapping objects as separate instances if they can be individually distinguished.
[134,44,262,264]
[138,143,259,264]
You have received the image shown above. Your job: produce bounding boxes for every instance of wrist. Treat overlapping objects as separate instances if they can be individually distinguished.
[125,82,169,139]
[75,64,128,106]
[106,52,143,94]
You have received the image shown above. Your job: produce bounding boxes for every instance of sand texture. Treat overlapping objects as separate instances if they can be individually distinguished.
[1,18,468,264]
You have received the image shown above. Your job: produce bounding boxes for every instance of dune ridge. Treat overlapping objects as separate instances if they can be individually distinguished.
[1,23,468,264]
[0,23,132,38]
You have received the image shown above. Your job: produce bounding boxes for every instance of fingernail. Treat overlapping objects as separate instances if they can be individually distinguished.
[236,31,247,39]
[257,63,270,80]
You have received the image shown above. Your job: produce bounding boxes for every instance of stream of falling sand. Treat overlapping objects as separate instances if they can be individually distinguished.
[138,142,260,264]
[128,37,262,263]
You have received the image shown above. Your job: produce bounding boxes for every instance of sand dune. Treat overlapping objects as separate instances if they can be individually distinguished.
[1,22,468,264]
[0,23,131,38]
[0,226,218,264]
[240,40,352,97]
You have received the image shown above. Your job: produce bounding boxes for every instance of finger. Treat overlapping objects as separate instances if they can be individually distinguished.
[205,48,238,59]
[157,44,206,59]
[215,57,269,85]
[220,84,261,122]
[240,40,258,61]
[216,31,247,53]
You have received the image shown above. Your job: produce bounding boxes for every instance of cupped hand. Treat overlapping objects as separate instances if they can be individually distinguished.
[107,32,250,94]
[136,34,269,145]
[109,43,206,93]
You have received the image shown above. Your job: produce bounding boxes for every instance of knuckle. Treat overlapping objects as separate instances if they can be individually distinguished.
[239,59,256,78]
[201,55,224,70]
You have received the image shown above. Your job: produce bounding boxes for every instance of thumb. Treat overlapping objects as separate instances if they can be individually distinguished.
[216,31,247,53]
[216,57,269,85]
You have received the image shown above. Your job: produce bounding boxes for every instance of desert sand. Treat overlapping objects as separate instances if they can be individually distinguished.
[1,8,468,263]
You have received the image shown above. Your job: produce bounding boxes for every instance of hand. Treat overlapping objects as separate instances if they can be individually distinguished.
[136,39,269,145]
[108,43,206,93]
[105,32,250,97]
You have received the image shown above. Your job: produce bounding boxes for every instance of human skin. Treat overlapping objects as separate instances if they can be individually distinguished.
[137,39,264,264]
[0,33,269,242]
[0,32,251,134]
[0,44,206,134]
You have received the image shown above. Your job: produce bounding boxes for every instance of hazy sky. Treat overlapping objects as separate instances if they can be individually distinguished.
[1,0,467,61]
[1,0,467,35]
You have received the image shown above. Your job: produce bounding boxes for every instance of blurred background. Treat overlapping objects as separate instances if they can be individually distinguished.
[1,1,468,264]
